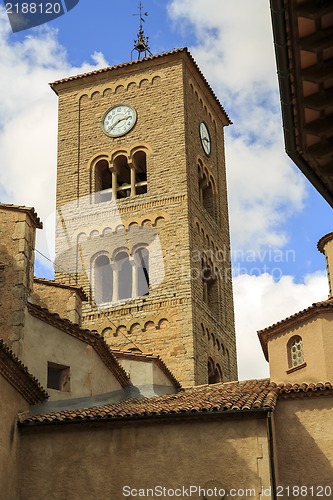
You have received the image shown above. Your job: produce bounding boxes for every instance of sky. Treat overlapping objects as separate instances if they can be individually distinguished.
[0,0,332,380]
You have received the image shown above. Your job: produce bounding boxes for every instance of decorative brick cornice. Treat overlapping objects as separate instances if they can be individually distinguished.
[50,48,231,124]
[317,232,333,254]
[0,340,48,404]
[83,297,190,321]
[27,303,130,387]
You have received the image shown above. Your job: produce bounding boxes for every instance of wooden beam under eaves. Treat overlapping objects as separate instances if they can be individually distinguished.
[297,0,333,21]
[298,27,333,53]
[307,140,333,159]
[302,60,333,83]
[305,116,333,137]
[303,88,333,111]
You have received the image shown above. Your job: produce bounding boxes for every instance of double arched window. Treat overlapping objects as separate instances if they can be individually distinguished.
[202,257,219,318]
[94,150,147,203]
[198,161,217,220]
[92,247,149,307]
[208,357,223,384]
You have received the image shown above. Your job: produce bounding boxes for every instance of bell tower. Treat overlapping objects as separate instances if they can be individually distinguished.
[52,48,237,386]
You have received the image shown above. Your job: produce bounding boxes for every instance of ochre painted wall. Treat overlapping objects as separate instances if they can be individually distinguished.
[274,397,333,492]
[19,415,272,499]
[0,375,29,499]
[22,310,123,400]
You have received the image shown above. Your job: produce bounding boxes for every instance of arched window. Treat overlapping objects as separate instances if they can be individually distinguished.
[202,259,219,318]
[115,251,132,300]
[198,167,216,220]
[208,358,223,384]
[132,150,147,195]
[203,180,214,217]
[134,247,149,296]
[288,336,305,368]
[94,255,113,305]
[114,155,131,199]
[95,159,112,202]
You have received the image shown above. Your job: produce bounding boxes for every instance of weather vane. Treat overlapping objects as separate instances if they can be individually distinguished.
[131,1,153,60]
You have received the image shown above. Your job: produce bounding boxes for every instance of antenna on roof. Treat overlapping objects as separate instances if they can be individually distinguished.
[131,1,153,61]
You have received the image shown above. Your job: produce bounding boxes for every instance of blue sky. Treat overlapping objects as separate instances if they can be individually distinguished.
[0,0,331,378]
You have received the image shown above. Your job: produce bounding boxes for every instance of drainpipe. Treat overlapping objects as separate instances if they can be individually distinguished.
[267,411,277,500]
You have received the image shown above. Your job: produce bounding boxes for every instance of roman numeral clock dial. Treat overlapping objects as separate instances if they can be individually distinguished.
[102,104,137,138]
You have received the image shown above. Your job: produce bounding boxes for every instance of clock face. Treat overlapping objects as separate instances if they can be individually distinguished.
[102,104,137,138]
[200,121,211,156]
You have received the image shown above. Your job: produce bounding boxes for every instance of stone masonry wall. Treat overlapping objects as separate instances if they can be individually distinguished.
[53,52,237,386]
[0,208,36,356]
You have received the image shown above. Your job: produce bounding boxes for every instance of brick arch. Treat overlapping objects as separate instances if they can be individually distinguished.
[129,322,141,335]
[157,318,169,330]
[143,321,156,331]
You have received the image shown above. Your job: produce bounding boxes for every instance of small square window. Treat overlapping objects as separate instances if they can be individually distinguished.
[47,362,70,392]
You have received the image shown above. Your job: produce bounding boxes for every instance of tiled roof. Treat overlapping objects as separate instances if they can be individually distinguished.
[0,202,42,229]
[21,379,278,426]
[258,298,333,360]
[50,48,231,125]
[27,303,130,387]
[20,378,333,427]
[277,381,333,395]
[112,349,181,389]
[0,340,48,404]
[34,278,88,301]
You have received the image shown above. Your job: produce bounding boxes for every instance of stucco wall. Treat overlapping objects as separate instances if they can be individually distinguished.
[19,414,272,499]
[274,397,333,491]
[22,310,123,400]
[0,375,29,499]
[267,315,330,384]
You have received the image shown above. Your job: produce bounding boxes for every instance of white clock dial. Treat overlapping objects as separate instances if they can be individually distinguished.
[200,121,211,156]
[102,104,137,138]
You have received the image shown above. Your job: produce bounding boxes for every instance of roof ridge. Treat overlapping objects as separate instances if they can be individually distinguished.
[0,339,48,404]
[0,202,42,229]
[27,303,130,387]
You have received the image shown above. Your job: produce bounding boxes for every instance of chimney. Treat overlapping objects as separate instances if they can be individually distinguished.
[318,232,333,297]
[0,204,42,355]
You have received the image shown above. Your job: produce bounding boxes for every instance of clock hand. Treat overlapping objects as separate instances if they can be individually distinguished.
[109,115,130,131]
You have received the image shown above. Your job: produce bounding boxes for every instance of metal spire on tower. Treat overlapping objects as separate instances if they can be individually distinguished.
[131,1,153,60]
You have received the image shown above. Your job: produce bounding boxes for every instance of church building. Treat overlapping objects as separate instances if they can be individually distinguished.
[0,23,333,497]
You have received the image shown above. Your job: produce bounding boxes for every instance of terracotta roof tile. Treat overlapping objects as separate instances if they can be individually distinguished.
[21,379,278,426]
[0,340,48,404]
[27,303,130,387]
[50,48,231,125]
[20,379,333,427]
[0,202,42,229]
[112,349,181,389]
[258,299,333,360]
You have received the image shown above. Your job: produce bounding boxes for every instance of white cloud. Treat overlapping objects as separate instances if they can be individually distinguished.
[0,11,108,269]
[168,0,307,251]
[234,271,329,380]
